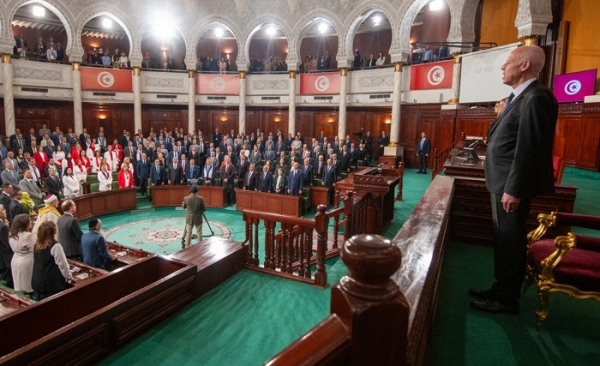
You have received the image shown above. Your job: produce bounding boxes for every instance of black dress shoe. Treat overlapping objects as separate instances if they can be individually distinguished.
[422,171,427,174]
[417,170,422,173]
[470,299,519,314]
[469,283,499,300]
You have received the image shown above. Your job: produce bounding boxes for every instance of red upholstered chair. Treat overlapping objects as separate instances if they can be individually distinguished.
[552,155,565,184]
[525,212,600,327]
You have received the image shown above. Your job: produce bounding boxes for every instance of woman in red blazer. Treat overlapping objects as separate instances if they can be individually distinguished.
[33,145,48,178]
[118,163,134,188]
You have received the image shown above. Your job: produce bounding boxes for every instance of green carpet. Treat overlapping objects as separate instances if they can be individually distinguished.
[95,167,599,365]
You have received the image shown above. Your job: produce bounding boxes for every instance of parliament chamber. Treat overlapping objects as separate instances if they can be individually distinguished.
[1,0,600,365]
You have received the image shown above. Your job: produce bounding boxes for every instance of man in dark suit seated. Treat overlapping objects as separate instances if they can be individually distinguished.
[287,162,304,196]
[150,158,166,186]
[136,153,151,195]
[57,200,84,261]
[469,46,559,315]
[322,158,337,207]
[82,219,115,270]
[167,156,183,185]
[258,165,272,193]
[243,164,258,191]
[301,158,314,186]
[272,168,287,195]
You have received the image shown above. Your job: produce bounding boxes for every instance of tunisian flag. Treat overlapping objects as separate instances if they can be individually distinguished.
[80,67,133,92]
[410,60,454,90]
[300,72,340,95]
[196,74,239,95]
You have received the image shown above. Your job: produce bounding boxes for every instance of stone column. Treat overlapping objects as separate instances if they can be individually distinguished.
[515,0,553,42]
[132,66,142,134]
[71,62,83,134]
[288,70,297,135]
[187,70,196,134]
[448,53,462,105]
[1,54,15,136]
[239,70,247,134]
[390,62,403,146]
[338,68,348,140]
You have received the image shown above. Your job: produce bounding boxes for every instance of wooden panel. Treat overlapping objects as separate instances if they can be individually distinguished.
[150,185,227,208]
[72,188,137,221]
[236,189,301,217]
[577,112,600,169]
[311,187,329,208]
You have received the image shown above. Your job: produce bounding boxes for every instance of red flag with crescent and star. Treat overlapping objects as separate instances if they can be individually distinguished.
[409,60,454,90]
[80,67,133,91]
[196,74,239,95]
[300,72,340,95]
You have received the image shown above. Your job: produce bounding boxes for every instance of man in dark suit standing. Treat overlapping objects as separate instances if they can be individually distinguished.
[258,165,272,193]
[220,156,236,205]
[136,153,151,195]
[287,161,304,196]
[150,159,165,186]
[416,132,431,174]
[470,46,558,315]
[378,131,389,158]
[322,158,337,207]
[213,128,222,148]
[243,163,258,191]
[167,156,183,185]
[182,185,206,248]
[186,158,200,183]
[57,200,84,261]
[301,158,314,186]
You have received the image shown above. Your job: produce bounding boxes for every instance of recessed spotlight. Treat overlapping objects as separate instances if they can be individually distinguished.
[102,18,112,29]
[215,28,224,38]
[373,15,381,24]
[429,0,444,11]
[266,26,276,37]
[32,5,45,17]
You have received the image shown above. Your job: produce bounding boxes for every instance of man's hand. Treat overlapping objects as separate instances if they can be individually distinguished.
[501,193,521,213]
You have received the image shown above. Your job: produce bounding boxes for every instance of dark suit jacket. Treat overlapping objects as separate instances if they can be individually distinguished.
[313,160,326,178]
[378,135,389,146]
[485,80,558,199]
[258,171,272,192]
[417,138,431,155]
[0,221,12,274]
[186,164,200,180]
[150,165,165,185]
[236,160,249,179]
[136,159,151,179]
[8,200,25,223]
[220,164,236,186]
[167,163,183,184]
[301,164,314,185]
[272,174,287,194]
[322,165,337,188]
[243,171,258,190]
[57,213,83,257]
[45,175,62,197]
[0,194,10,215]
[287,169,304,196]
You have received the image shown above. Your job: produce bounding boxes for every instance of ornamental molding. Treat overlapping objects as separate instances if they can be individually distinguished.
[252,79,289,90]
[144,76,184,89]
[14,66,64,82]
[357,74,394,89]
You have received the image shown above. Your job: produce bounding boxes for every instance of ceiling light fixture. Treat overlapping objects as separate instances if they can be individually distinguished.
[266,26,276,37]
[215,28,224,38]
[32,5,45,17]
[429,0,444,11]
[318,23,328,34]
[373,15,381,26]
[102,18,112,29]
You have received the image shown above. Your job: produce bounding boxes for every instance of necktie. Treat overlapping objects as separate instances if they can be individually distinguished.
[505,92,515,109]
[156,166,159,173]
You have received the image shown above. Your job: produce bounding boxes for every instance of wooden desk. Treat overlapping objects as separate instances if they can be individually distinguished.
[0,287,34,317]
[235,189,302,217]
[72,188,138,221]
[336,166,402,234]
[311,186,330,209]
[67,260,107,287]
[0,256,196,365]
[106,242,155,270]
[151,185,227,208]
[443,150,577,244]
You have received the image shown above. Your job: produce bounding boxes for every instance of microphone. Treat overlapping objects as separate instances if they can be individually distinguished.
[376,161,388,168]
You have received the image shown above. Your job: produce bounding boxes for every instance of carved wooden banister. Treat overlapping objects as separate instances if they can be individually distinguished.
[265,235,409,366]
[325,191,372,254]
[243,205,329,287]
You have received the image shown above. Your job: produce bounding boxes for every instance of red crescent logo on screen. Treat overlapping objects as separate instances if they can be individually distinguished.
[97,72,115,88]
[427,66,445,86]
[315,76,330,92]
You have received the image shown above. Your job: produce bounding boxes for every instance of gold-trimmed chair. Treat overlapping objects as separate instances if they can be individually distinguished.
[525,211,600,328]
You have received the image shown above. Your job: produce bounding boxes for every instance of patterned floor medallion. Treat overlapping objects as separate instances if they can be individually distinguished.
[103,218,233,255]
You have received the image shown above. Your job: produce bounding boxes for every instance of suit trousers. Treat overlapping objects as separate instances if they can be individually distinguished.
[418,152,428,172]
[185,222,203,248]
[490,193,531,304]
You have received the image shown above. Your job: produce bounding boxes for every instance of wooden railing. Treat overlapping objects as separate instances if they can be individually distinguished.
[242,190,373,287]
[431,132,465,179]
[265,235,409,366]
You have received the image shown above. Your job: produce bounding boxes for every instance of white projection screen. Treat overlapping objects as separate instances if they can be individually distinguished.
[459,43,519,104]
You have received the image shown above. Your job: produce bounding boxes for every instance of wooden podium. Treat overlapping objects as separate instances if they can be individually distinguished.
[335,165,403,234]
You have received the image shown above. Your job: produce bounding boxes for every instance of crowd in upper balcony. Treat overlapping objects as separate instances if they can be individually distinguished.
[13,33,66,63]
